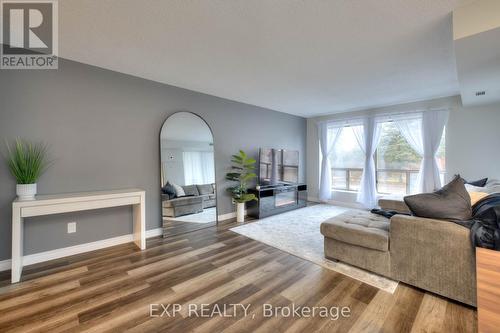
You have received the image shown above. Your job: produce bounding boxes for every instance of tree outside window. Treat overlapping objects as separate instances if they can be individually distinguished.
[330,122,445,195]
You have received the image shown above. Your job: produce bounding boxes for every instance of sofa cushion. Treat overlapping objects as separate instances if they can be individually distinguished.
[162,196,203,208]
[320,210,390,252]
[465,179,500,195]
[197,184,214,195]
[378,195,411,214]
[404,175,472,222]
[171,183,185,197]
[465,177,488,187]
[182,185,199,197]
[469,192,489,205]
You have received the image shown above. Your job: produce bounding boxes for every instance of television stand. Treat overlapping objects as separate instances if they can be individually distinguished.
[246,184,307,219]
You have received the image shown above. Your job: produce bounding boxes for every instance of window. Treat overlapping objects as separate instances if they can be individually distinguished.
[376,122,445,194]
[183,151,215,185]
[330,126,364,191]
[376,121,421,195]
[330,122,446,195]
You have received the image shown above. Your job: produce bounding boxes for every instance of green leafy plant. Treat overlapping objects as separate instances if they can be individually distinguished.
[5,139,50,184]
[226,150,258,203]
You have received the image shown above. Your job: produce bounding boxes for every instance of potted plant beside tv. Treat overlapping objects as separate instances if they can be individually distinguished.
[5,139,50,201]
[226,150,258,222]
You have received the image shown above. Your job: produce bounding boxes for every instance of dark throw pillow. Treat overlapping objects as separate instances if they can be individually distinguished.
[404,175,472,222]
[456,174,489,187]
[466,178,488,187]
[161,182,177,199]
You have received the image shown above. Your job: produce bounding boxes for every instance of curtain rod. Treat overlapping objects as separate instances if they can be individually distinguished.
[316,107,450,126]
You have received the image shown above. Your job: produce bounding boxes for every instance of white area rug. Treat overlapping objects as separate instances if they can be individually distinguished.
[166,207,216,223]
[230,204,398,293]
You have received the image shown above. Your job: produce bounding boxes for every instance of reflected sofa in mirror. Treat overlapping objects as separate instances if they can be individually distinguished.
[160,112,217,237]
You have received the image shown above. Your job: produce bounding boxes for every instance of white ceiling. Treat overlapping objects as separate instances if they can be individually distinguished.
[59,0,474,117]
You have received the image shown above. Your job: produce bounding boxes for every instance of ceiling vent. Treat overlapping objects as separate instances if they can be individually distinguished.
[453,0,500,106]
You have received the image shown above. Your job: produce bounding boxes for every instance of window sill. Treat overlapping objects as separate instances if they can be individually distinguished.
[331,189,358,194]
[332,189,408,197]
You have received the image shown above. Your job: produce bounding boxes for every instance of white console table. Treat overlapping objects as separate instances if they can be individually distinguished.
[11,189,146,283]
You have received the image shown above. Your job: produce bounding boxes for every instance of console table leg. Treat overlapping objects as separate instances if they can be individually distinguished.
[11,209,23,283]
[133,193,146,250]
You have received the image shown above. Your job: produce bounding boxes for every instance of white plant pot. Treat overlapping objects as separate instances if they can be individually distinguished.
[236,202,245,223]
[16,183,37,201]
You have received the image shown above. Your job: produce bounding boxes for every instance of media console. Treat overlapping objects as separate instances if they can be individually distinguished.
[246,183,307,219]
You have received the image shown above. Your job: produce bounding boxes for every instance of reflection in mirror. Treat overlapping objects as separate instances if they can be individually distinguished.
[160,112,217,237]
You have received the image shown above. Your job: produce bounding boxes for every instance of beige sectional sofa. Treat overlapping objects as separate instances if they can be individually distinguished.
[320,198,476,306]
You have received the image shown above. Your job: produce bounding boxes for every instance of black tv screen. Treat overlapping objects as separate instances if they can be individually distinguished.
[259,149,299,185]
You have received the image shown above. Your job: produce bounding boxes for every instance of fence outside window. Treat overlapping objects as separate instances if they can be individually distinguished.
[332,168,445,195]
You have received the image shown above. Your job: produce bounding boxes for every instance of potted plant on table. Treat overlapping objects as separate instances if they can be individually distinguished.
[4,139,50,201]
[226,150,258,222]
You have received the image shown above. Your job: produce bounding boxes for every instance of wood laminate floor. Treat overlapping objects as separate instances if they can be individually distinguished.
[162,219,217,237]
[0,222,476,332]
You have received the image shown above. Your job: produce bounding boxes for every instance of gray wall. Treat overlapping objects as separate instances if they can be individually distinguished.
[306,96,500,204]
[0,59,306,260]
[446,102,500,179]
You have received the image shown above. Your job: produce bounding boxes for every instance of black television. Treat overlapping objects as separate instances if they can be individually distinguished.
[259,148,299,185]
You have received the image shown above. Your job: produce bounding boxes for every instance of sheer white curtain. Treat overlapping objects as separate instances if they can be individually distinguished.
[394,110,448,193]
[183,151,215,185]
[394,116,424,191]
[318,122,342,201]
[420,110,448,192]
[353,117,382,208]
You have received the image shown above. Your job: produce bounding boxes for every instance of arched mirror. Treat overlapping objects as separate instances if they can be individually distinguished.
[160,112,217,237]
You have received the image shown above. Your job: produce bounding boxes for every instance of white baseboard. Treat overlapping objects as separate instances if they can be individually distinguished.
[145,227,163,238]
[218,210,247,221]
[22,234,134,267]
[0,259,11,272]
[0,227,163,272]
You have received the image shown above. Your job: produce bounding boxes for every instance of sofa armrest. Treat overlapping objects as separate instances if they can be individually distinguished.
[378,196,410,214]
[390,215,476,305]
